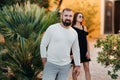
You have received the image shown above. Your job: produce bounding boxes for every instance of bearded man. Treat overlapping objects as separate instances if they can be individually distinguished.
[40,8,81,80]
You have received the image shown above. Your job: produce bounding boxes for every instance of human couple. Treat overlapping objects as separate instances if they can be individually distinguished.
[40,8,91,80]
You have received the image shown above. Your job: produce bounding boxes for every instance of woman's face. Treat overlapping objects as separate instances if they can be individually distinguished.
[76,13,83,23]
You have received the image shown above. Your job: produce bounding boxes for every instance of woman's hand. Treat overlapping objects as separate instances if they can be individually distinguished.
[86,51,90,59]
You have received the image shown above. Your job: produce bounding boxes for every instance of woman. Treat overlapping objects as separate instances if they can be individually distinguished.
[71,12,91,80]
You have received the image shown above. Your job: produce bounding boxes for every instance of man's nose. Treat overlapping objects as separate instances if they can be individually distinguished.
[67,16,71,19]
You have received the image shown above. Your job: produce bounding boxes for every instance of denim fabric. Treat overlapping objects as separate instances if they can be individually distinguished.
[42,62,71,80]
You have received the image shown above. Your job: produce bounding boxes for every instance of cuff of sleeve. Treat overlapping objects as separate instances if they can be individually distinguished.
[41,55,47,58]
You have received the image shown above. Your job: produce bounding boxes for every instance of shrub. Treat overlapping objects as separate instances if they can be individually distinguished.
[95,34,120,79]
[0,3,59,80]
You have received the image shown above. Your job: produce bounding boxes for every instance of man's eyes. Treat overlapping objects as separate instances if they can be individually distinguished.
[64,15,72,17]
[69,15,72,17]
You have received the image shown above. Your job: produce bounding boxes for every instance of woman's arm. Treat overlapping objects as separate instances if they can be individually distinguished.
[83,26,90,59]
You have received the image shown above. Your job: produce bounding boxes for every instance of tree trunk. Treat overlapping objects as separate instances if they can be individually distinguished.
[57,0,63,9]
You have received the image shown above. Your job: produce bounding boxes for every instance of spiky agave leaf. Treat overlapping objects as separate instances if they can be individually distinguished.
[0,3,59,80]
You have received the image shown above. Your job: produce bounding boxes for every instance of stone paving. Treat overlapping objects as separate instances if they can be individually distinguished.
[68,40,120,80]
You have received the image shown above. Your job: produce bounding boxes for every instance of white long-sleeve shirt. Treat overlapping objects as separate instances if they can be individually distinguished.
[40,23,81,66]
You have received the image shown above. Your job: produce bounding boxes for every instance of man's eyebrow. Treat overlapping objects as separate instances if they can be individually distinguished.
[64,14,68,15]
[69,15,72,17]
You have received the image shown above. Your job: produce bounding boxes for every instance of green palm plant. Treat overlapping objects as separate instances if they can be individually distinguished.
[0,3,59,80]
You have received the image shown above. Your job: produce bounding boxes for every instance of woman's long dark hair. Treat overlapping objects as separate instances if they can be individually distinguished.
[72,12,84,27]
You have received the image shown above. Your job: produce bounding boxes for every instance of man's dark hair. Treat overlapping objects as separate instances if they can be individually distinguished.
[62,8,72,13]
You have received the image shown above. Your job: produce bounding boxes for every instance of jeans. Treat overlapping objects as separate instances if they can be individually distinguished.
[42,62,71,80]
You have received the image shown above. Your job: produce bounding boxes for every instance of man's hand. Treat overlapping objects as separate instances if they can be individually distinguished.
[42,58,47,67]
[73,66,80,77]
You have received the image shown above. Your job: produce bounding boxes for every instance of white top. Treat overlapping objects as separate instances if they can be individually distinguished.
[40,23,81,66]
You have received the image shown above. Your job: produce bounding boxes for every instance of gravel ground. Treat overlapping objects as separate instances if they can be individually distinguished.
[68,40,120,80]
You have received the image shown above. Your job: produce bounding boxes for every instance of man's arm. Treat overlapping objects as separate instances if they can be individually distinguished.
[40,26,52,66]
[72,36,81,66]
[72,36,81,76]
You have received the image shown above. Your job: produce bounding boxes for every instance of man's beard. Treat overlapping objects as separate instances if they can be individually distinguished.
[62,19,71,26]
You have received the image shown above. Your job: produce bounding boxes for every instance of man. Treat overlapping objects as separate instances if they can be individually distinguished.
[40,8,81,80]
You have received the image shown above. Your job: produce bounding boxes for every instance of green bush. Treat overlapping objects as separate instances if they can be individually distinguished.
[95,34,120,79]
[0,3,59,80]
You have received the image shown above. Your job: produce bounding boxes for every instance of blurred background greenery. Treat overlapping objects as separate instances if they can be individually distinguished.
[0,0,100,79]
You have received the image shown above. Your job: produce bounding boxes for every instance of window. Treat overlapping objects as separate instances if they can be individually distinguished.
[114,1,120,34]
[104,0,113,34]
